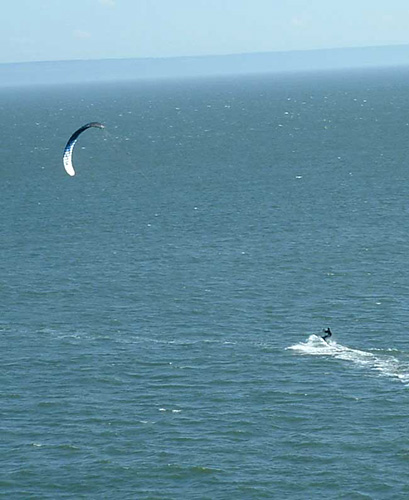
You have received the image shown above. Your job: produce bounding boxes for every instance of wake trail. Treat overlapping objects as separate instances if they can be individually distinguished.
[287,335,409,385]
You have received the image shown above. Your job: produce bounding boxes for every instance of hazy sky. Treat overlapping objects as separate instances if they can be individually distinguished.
[3,0,409,63]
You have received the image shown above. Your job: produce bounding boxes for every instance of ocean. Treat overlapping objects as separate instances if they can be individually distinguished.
[2,67,409,499]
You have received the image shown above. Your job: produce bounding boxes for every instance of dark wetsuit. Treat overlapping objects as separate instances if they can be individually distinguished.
[322,328,332,343]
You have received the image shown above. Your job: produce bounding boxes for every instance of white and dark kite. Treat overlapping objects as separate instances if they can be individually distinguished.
[63,122,105,176]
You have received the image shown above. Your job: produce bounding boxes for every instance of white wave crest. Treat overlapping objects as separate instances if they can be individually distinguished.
[287,335,409,385]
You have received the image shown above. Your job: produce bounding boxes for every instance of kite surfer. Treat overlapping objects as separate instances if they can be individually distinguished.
[321,327,332,343]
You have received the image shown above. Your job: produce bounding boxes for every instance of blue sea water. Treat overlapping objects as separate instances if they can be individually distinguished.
[2,67,409,498]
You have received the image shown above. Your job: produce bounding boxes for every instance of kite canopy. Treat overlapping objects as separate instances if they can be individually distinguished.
[63,122,105,176]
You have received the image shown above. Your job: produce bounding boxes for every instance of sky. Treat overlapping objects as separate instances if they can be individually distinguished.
[3,0,409,64]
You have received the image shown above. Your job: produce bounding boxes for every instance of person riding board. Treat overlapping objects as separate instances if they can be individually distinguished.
[322,327,332,343]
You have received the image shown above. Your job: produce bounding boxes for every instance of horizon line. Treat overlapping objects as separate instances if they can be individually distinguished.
[2,42,409,67]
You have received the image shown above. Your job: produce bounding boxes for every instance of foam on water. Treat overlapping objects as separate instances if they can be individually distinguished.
[288,335,409,385]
